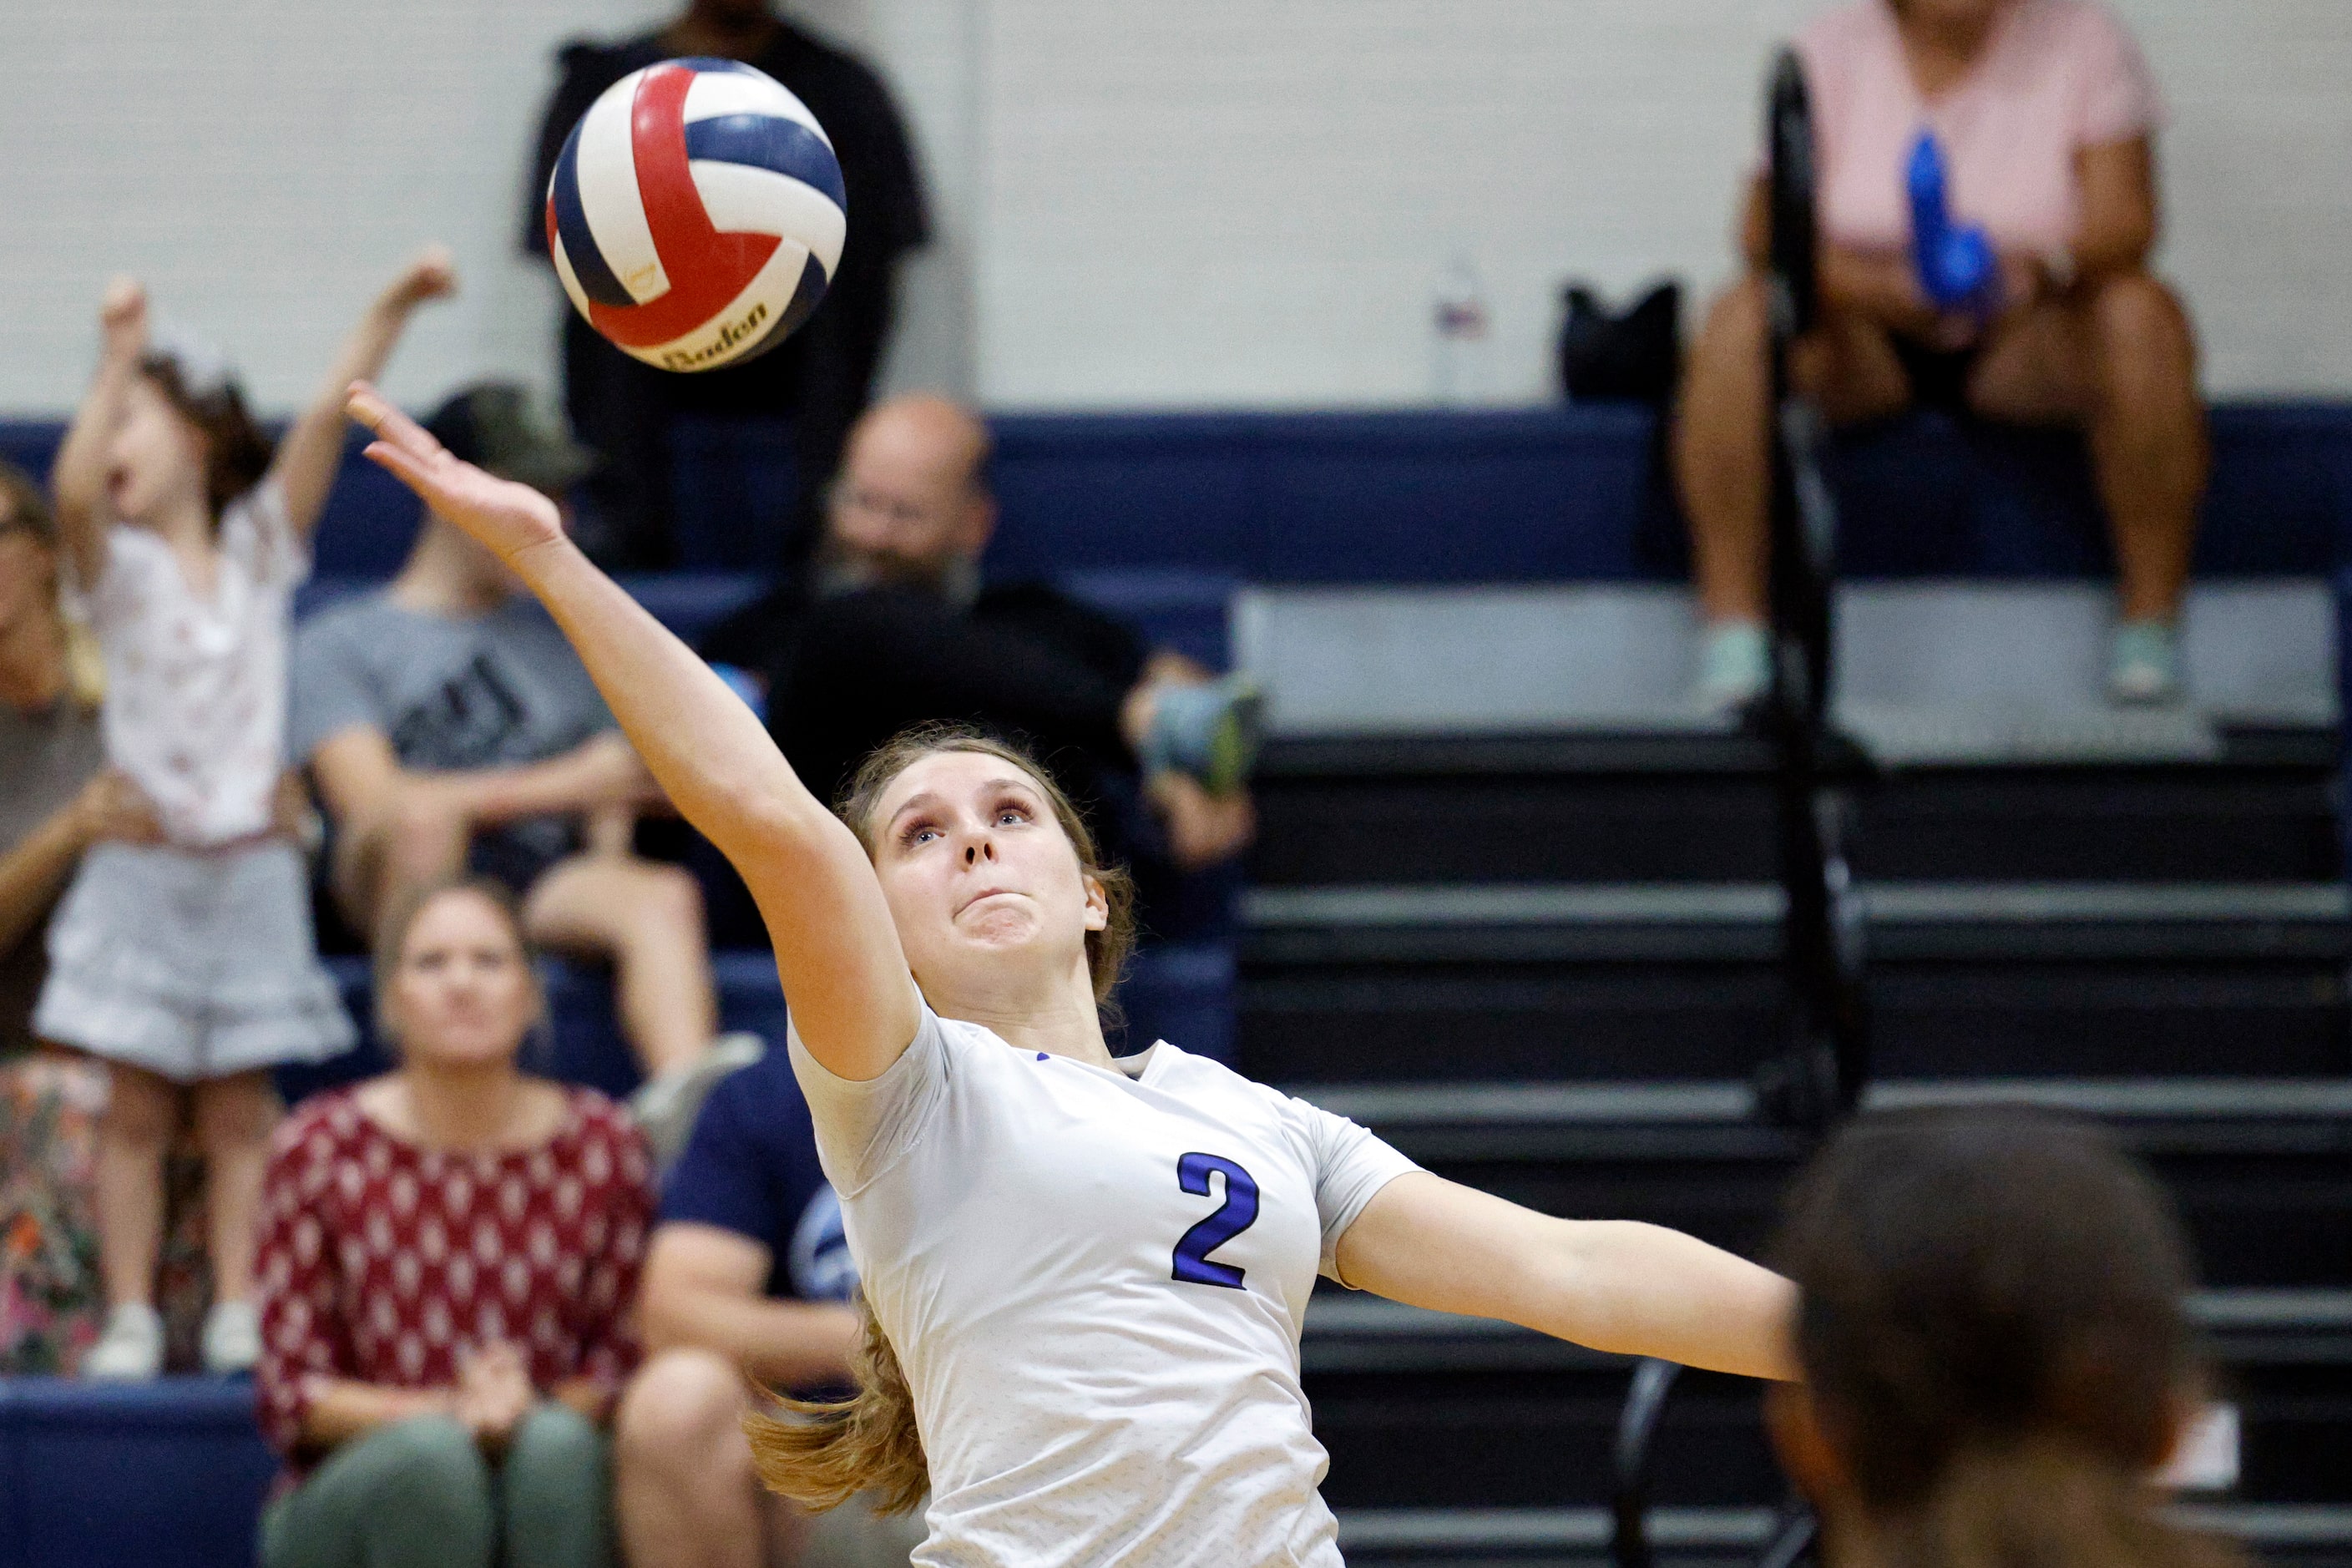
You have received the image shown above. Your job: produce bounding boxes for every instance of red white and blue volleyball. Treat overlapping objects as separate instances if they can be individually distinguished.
[544,58,846,372]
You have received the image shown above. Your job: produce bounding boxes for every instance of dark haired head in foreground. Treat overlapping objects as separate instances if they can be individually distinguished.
[1769,1105,2240,1568]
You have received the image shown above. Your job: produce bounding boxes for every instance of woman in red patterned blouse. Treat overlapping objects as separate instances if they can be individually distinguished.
[253,877,654,1568]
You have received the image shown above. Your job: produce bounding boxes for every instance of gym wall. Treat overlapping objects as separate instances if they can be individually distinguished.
[2,1,2344,416]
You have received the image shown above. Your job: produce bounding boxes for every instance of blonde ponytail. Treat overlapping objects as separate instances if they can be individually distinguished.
[745,1297,928,1517]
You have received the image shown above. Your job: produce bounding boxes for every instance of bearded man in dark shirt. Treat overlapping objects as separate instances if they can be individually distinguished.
[701,396,1260,926]
[524,0,929,574]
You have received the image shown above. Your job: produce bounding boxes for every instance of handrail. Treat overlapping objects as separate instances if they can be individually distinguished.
[1614,42,1847,1568]
[1609,1358,1682,1568]
[1754,43,1872,1133]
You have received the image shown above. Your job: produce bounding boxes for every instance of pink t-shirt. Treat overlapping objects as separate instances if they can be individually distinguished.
[1794,0,2163,256]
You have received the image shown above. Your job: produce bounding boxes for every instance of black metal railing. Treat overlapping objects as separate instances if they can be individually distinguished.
[1614,45,1864,1568]
[1753,43,1870,1135]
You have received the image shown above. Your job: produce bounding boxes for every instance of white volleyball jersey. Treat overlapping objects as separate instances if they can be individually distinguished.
[789,1004,1421,1568]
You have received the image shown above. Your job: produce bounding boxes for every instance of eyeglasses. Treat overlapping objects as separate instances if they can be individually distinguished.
[827,479,943,531]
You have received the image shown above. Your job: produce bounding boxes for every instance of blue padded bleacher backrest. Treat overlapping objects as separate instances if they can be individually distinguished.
[666,414,801,570]
[0,422,63,499]
[292,942,1237,1110]
[0,423,422,577]
[1057,568,1237,673]
[984,408,1657,584]
[292,571,767,649]
[2337,565,2352,884]
[1826,403,2350,579]
[980,403,2348,584]
[0,1378,275,1568]
[13,400,2347,589]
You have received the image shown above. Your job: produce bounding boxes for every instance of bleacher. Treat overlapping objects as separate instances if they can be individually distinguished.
[3,401,2350,1565]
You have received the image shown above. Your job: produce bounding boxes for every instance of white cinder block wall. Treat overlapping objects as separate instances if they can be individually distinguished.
[3,1,2347,416]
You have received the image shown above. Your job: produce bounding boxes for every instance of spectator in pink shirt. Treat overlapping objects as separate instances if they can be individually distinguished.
[1675,0,2208,709]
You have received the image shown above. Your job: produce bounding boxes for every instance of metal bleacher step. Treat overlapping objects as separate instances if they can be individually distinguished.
[1248,726,2342,888]
[1246,721,2352,1553]
[1329,1505,2352,1568]
[1241,881,2352,1085]
[1302,1292,2352,1539]
[1277,1075,2352,1292]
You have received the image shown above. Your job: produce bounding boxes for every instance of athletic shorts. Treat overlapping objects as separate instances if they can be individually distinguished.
[34,841,357,1083]
[1890,334,1981,413]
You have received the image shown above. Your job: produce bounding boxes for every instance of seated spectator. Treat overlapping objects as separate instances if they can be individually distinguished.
[701,394,1259,923]
[290,384,761,1158]
[524,0,928,571]
[1769,1104,2238,1568]
[1674,0,2206,708]
[253,878,653,1568]
[614,1047,922,1567]
[0,458,174,1371]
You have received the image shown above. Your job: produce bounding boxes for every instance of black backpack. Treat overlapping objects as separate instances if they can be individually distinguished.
[1557,281,1682,404]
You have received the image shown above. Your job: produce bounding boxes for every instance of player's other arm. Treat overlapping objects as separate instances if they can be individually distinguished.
[1333,1172,1798,1382]
[343,385,919,1081]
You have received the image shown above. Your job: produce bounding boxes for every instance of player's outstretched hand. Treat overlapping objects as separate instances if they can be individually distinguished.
[346,381,564,567]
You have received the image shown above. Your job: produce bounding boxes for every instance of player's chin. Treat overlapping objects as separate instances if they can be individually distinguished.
[953,903,1045,947]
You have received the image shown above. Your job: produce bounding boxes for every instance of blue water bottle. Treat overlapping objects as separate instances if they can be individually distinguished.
[1908,130,1997,313]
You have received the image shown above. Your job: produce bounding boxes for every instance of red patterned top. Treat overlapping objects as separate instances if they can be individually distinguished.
[253,1085,653,1462]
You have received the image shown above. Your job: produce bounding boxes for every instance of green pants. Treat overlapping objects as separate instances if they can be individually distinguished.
[260,1408,612,1568]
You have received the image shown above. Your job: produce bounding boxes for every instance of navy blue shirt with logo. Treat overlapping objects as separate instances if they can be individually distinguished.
[661,1044,849,1302]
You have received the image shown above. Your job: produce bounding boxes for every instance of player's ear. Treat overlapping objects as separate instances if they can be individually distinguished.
[1080,871,1109,933]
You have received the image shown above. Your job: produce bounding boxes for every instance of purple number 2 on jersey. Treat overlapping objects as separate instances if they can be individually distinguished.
[1172,1152,1260,1289]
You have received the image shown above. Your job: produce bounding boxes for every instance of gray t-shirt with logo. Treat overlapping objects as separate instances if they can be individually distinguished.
[288,590,615,886]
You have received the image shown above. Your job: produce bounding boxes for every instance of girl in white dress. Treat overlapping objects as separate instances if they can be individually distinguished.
[45,257,452,1378]
[346,382,1797,1567]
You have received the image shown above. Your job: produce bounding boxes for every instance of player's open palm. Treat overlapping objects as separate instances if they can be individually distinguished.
[345,381,565,565]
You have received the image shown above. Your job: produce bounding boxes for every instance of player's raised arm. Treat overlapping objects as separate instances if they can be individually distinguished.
[344,382,918,1080]
[1333,1172,1799,1382]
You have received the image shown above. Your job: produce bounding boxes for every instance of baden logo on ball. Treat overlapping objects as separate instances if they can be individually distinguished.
[544,57,847,373]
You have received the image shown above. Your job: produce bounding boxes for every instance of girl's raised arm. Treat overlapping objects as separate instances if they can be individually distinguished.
[49,280,149,590]
[271,248,457,539]
[344,384,919,1081]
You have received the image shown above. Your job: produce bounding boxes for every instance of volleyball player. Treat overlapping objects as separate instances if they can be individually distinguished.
[1768,1105,2240,1568]
[346,382,1796,1567]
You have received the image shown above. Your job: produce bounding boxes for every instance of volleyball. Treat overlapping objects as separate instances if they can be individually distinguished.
[544,57,847,373]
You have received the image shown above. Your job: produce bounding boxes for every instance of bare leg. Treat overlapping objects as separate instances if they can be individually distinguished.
[190,1071,280,1303]
[1967,271,2208,622]
[2092,276,2207,620]
[1674,276,1778,626]
[524,852,717,1078]
[1674,274,1915,625]
[94,1063,180,1309]
[614,1348,807,1568]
